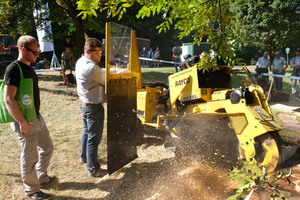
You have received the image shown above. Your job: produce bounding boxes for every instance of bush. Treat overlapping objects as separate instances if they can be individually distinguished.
[236,45,261,65]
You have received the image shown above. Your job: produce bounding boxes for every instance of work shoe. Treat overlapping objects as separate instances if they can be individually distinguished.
[26,190,51,200]
[89,168,107,178]
[40,176,57,189]
[80,158,87,163]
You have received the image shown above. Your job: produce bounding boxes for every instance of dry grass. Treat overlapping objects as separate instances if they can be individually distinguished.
[0,71,236,200]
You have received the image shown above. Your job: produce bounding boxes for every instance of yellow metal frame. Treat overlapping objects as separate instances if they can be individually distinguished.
[105,22,142,93]
[168,65,232,115]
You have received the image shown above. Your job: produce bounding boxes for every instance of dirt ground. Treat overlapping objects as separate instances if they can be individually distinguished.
[98,145,236,200]
[86,94,300,200]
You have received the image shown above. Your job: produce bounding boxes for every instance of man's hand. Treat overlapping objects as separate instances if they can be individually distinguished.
[19,121,30,137]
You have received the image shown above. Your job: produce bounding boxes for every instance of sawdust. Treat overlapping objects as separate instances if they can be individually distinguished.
[104,144,236,200]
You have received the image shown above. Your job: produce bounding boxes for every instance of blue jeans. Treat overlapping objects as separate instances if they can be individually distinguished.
[79,104,104,175]
[174,56,181,72]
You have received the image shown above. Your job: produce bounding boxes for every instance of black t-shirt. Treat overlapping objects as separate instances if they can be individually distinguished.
[4,60,40,116]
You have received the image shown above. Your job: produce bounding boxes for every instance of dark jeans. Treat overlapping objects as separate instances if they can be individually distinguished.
[273,70,285,91]
[79,104,104,175]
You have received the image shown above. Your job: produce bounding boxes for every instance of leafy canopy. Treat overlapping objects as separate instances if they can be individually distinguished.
[231,0,300,55]
[77,0,240,66]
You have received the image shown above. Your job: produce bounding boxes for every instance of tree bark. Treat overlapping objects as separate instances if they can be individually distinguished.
[54,0,86,57]
[74,19,85,57]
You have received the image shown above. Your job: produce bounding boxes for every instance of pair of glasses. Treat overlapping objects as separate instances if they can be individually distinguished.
[89,49,102,54]
[25,47,41,55]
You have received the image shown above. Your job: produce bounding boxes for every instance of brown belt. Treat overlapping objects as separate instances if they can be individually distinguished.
[80,101,102,107]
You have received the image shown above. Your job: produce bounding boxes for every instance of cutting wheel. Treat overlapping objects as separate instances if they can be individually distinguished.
[239,133,281,173]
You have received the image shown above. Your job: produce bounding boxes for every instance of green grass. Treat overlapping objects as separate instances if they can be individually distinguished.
[141,66,246,87]
[141,67,174,83]
[141,66,257,89]
[141,66,297,96]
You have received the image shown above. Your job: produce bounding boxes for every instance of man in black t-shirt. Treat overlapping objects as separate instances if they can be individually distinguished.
[4,35,55,200]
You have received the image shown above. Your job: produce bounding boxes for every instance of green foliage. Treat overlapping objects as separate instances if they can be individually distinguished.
[228,161,292,200]
[102,0,135,20]
[0,0,43,36]
[0,0,75,38]
[75,0,300,67]
[76,0,100,18]
[78,0,241,67]
[231,0,300,56]
[235,45,261,65]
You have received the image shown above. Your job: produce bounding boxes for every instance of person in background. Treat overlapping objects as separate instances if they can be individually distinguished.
[255,51,270,90]
[139,47,147,67]
[271,51,288,91]
[147,48,154,67]
[75,38,107,177]
[64,36,73,50]
[64,36,77,60]
[172,41,182,72]
[61,46,76,85]
[4,35,55,200]
[290,48,300,97]
[256,51,271,71]
[154,47,160,67]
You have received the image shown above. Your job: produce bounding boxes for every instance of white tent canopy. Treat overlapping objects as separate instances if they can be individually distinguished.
[33,3,61,70]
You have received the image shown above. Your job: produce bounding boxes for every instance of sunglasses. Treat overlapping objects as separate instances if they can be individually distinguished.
[25,47,41,55]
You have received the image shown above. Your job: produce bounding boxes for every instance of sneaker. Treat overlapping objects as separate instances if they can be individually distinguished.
[89,168,107,178]
[26,191,51,200]
[40,176,57,189]
[80,158,87,163]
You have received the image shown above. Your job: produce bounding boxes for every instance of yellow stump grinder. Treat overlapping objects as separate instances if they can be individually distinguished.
[104,23,296,174]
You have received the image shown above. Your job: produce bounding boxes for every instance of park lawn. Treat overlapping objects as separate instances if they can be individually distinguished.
[140,67,174,83]
[0,66,298,199]
[142,65,296,93]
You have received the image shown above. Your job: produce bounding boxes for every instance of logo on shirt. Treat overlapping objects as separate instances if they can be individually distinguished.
[22,95,32,107]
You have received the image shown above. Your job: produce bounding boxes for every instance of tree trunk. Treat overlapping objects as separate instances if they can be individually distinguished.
[74,20,85,58]
[64,0,86,58]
